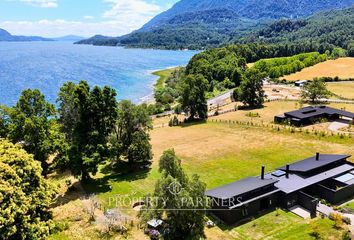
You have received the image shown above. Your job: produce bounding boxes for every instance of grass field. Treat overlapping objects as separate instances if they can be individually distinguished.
[327,81,354,99]
[50,101,354,239]
[206,209,346,240]
[152,68,178,90]
[282,58,354,81]
[211,101,354,126]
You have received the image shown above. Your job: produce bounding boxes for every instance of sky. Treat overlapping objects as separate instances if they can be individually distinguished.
[0,0,179,37]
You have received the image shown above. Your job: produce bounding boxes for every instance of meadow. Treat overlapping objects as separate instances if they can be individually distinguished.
[49,101,354,239]
[327,81,354,99]
[282,58,354,81]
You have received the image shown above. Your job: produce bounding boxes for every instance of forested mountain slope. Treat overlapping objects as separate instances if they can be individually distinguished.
[245,7,354,50]
[76,0,354,49]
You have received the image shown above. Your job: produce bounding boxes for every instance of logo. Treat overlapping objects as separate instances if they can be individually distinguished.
[168,180,183,195]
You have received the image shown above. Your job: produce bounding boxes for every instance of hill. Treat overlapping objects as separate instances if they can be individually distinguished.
[141,0,354,30]
[0,28,52,42]
[246,7,354,50]
[52,35,84,42]
[76,0,354,49]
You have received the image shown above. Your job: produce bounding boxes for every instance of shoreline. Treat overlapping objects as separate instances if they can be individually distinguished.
[139,66,181,104]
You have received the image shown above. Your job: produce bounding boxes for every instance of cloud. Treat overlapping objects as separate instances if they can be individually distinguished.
[8,0,58,8]
[102,0,162,30]
[84,16,95,20]
[0,19,138,37]
[0,0,172,37]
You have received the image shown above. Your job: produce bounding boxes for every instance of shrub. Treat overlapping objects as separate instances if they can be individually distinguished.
[343,216,351,225]
[329,212,344,229]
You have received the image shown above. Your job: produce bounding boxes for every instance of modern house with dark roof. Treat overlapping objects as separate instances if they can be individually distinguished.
[274,106,354,126]
[205,153,354,225]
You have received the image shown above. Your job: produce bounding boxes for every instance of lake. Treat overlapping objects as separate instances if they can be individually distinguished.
[0,42,197,106]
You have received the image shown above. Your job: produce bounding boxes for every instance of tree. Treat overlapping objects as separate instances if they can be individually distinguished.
[112,100,152,167]
[179,74,208,120]
[57,82,79,142]
[127,130,153,165]
[348,41,354,57]
[2,89,57,176]
[0,106,9,137]
[239,68,266,107]
[140,150,209,240]
[57,81,118,181]
[0,139,56,239]
[301,78,330,103]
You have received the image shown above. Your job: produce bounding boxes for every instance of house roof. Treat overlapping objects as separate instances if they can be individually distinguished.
[284,106,354,120]
[269,163,354,194]
[205,177,278,200]
[278,154,350,173]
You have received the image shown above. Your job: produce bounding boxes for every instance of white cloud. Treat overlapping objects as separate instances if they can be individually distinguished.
[0,0,172,37]
[84,16,94,20]
[8,0,58,8]
[0,19,134,37]
[102,0,162,30]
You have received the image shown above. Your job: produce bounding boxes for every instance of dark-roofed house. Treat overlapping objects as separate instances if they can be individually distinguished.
[274,106,354,126]
[206,153,354,225]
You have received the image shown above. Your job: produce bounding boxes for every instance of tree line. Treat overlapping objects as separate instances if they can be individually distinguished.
[152,42,344,119]
[252,52,328,78]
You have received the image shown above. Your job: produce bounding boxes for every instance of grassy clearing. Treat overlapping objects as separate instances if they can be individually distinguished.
[282,58,354,81]
[49,101,354,239]
[211,101,354,125]
[328,81,354,99]
[152,68,177,90]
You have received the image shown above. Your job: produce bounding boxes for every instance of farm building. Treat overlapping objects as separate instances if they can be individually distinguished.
[206,153,354,225]
[274,105,354,126]
[294,80,309,87]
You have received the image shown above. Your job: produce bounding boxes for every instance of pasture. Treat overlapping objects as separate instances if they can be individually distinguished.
[282,58,354,81]
[328,81,354,99]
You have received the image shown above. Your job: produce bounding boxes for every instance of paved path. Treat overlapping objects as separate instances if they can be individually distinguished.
[328,120,350,132]
[317,203,334,216]
[289,205,311,219]
[207,90,234,106]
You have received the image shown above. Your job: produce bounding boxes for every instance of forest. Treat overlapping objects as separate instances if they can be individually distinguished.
[247,7,354,54]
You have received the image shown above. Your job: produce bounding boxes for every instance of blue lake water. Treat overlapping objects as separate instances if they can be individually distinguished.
[0,42,197,106]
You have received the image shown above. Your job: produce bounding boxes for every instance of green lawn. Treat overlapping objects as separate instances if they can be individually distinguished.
[344,201,354,211]
[152,68,176,90]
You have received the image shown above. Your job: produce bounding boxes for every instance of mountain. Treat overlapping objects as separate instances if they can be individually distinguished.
[141,0,354,31]
[52,35,84,42]
[75,35,120,46]
[0,28,52,42]
[77,0,354,49]
[246,7,354,49]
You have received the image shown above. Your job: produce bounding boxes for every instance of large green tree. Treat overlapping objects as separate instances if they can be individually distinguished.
[112,100,152,166]
[57,81,118,181]
[1,89,57,176]
[140,149,209,239]
[57,82,79,142]
[235,68,266,108]
[301,78,331,103]
[0,139,56,240]
[179,74,208,120]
